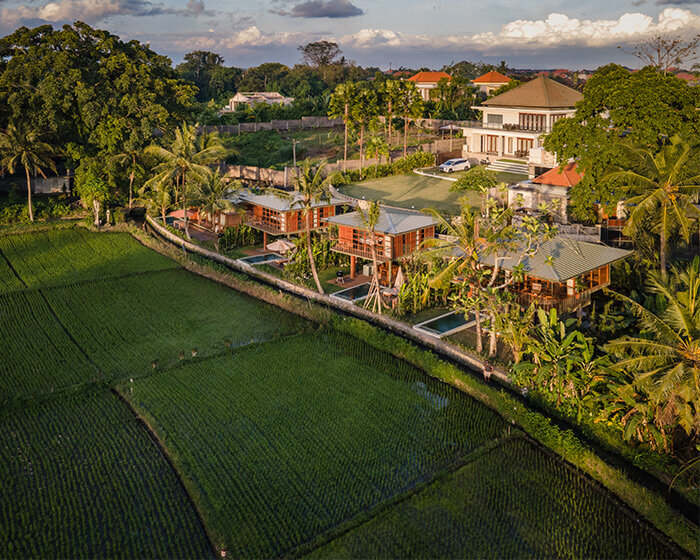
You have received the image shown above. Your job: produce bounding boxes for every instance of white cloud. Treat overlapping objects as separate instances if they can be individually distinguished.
[338,8,700,51]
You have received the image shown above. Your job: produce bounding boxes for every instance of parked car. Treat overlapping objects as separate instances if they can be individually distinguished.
[439,158,472,173]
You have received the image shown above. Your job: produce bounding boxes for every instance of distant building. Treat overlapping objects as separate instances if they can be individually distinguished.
[223,92,294,112]
[406,71,452,101]
[673,72,699,86]
[471,70,511,95]
[461,76,582,177]
[507,162,582,223]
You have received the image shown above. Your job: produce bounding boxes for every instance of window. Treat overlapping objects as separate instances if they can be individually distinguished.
[518,113,546,131]
[487,114,503,125]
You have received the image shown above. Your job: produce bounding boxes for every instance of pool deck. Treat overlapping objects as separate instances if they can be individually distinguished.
[327,274,372,288]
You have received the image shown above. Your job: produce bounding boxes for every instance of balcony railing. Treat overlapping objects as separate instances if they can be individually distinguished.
[511,285,607,314]
[460,120,552,134]
[330,239,392,262]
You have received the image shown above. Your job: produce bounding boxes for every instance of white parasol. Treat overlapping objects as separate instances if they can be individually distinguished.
[394,266,405,289]
[266,238,296,253]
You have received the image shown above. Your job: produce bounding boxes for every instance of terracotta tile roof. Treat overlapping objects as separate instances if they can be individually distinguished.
[472,70,510,84]
[407,71,451,83]
[482,76,582,109]
[674,72,698,82]
[532,162,582,187]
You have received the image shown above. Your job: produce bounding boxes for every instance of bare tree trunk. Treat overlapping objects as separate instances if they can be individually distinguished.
[474,305,483,353]
[25,167,34,222]
[488,309,498,358]
[660,206,668,279]
[92,199,100,227]
[182,172,191,240]
[128,153,136,209]
[359,124,364,178]
[306,214,324,293]
[403,117,408,157]
[343,105,348,173]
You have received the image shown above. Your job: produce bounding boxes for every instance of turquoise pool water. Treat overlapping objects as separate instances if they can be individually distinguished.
[414,311,472,336]
[332,283,371,302]
[239,253,283,265]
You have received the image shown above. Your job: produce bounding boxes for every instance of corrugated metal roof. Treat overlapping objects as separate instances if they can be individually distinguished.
[325,206,437,235]
[478,236,631,282]
[482,76,582,109]
[232,189,346,212]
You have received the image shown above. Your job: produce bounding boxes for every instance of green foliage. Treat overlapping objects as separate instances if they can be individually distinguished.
[0,391,213,558]
[119,330,508,557]
[543,65,700,217]
[335,151,435,183]
[450,165,498,193]
[220,224,262,250]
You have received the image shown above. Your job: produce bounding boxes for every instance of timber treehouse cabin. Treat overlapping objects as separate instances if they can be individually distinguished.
[325,206,437,285]
[479,237,631,314]
[234,189,347,245]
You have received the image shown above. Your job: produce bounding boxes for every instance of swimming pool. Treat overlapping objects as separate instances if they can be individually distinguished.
[238,253,284,265]
[413,311,474,338]
[331,283,371,302]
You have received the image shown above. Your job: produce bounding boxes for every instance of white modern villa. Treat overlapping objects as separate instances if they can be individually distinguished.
[471,70,511,95]
[461,76,582,177]
[407,71,452,102]
[223,92,294,112]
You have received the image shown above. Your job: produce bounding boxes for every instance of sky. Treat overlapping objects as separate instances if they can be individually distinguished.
[1,0,699,70]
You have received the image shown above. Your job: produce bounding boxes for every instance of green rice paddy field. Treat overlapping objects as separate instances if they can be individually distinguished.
[0,227,682,558]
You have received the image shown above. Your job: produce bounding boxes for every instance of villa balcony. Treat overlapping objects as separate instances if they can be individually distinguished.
[330,239,393,263]
[511,285,603,314]
[460,121,552,134]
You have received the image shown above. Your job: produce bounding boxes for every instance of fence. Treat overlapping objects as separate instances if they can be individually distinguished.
[201,116,344,135]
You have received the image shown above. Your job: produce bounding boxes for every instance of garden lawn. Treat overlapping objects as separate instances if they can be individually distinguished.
[0,228,176,292]
[118,330,509,558]
[338,173,480,215]
[309,437,677,559]
[0,391,213,559]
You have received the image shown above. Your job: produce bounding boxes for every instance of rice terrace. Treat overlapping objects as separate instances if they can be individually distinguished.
[0,225,687,558]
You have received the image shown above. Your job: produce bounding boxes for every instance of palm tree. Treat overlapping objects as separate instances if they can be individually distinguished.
[144,124,226,239]
[113,149,144,210]
[396,81,424,157]
[603,135,700,276]
[138,180,174,223]
[328,82,357,172]
[605,257,700,447]
[280,162,333,293]
[359,200,383,313]
[198,169,239,230]
[382,80,402,148]
[0,123,57,222]
[350,86,379,178]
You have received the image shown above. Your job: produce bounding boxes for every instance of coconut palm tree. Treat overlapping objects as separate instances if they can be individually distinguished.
[328,82,357,172]
[359,200,383,313]
[198,169,239,230]
[382,79,402,148]
[279,162,333,293]
[603,135,700,276]
[605,257,700,447]
[0,123,57,222]
[138,180,174,223]
[350,86,379,178]
[144,124,226,239]
[396,81,424,157]
[113,149,144,210]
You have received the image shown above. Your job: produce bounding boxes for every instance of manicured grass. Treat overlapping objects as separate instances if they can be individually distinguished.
[338,173,480,214]
[310,437,677,559]
[119,330,509,558]
[0,391,213,559]
[0,228,176,292]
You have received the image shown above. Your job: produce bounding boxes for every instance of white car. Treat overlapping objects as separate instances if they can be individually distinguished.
[439,158,471,173]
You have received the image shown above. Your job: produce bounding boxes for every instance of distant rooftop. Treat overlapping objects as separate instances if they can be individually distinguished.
[233,189,346,212]
[325,205,437,235]
[482,76,582,109]
[472,70,510,84]
[407,71,451,84]
[532,162,582,187]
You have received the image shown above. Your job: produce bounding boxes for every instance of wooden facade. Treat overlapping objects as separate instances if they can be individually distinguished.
[507,264,611,313]
[244,204,337,236]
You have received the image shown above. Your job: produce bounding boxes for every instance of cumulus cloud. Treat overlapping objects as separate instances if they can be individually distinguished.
[338,8,700,51]
[288,0,363,18]
[162,25,310,51]
[0,0,214,26]
[656,0,700,4]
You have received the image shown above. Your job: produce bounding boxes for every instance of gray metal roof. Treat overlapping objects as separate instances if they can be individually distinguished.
[325,206,437,235]
[232,189,346,212]
[478,236,631,282]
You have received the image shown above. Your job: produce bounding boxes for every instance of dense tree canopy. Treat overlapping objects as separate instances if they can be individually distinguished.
[0,21,196,165]
[543,64,700,220]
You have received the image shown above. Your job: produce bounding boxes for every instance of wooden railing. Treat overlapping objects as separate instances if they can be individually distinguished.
[512,289,593,313]
[330,239,392,262]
